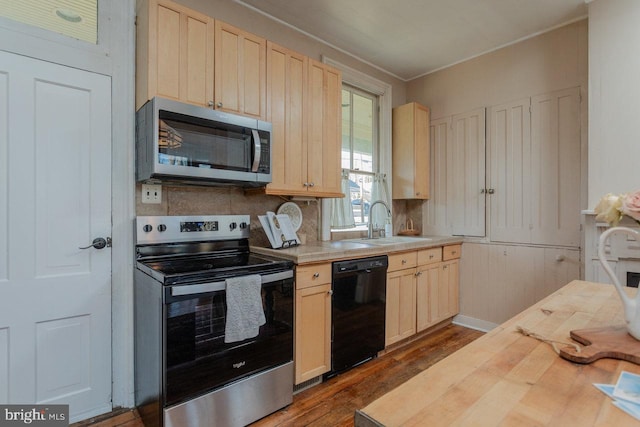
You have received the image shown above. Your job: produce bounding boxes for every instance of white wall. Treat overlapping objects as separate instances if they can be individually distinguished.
[588,0,640,207]
[407,20,588,121]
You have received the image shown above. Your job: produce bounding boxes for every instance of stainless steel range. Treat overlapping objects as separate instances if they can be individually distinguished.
[134,215,294,427]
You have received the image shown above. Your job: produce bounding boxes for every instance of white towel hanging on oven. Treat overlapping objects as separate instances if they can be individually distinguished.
[224,274,265,343]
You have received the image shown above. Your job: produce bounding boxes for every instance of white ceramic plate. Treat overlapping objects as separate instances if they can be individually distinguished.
[277,202,303,232]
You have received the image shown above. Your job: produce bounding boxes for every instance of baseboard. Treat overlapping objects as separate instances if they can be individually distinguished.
[452,315,498,333]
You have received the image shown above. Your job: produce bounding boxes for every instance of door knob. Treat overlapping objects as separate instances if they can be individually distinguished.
[79,237,112,250]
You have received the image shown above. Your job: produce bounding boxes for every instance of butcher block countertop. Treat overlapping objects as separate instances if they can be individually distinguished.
[251,235,463,264]
[355,280,640,426]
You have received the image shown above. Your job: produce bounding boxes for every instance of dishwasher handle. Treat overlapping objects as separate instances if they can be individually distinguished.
[332,255,388,277]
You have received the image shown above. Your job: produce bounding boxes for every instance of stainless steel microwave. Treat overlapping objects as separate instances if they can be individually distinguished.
[136,97,272,186]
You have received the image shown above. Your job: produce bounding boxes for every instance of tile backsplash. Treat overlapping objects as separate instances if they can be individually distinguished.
[136,184,417,245]
[136,184,319,247]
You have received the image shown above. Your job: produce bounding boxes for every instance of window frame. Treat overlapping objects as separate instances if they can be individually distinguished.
[341,83,379,227]
[320,56,393,239]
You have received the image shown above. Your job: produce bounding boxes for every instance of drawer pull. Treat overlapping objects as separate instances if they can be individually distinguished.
[429,254,434,259]
[313,272,320,278]
[452,251,457,255]
[328,290,333,295]
[402,259,407,264]
[415,271,422,277]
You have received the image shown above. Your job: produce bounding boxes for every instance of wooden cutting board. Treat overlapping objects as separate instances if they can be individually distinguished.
[559,325,640,364]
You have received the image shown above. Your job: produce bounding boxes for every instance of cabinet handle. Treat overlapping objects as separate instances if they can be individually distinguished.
[402,259,407,264]
[452,251,457,255]
[481,189,485,194]
[208,101,214,107]
[443,265,448,270]
[487,188,495,194]
[415,271,422,277]
[328,290,333,295]
[429,254,434,259]
[309,182,315,187]
[313,272,320,278]
[303,182,309,187]
[216,101,223,108]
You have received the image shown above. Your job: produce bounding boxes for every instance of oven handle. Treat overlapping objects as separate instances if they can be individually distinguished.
[170,270,293,297]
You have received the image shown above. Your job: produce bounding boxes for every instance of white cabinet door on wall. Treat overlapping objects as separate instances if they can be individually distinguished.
[488,88,580,247]
[426,117,452,235]
[459,243,580,325]
[488,98,531,243]
[450,108,486,237]
[530,87,581,247]
[426,109,486,236]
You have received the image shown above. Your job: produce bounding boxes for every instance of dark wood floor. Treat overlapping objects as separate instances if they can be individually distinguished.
[74,324,483,427]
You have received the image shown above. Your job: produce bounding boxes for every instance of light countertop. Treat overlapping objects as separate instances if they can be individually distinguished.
[251,235,463,264]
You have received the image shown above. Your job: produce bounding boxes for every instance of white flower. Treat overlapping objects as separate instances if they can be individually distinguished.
[594,190,640,226]
[594,193,624,226]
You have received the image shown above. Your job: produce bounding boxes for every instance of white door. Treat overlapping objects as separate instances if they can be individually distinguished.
[0,51,112,422]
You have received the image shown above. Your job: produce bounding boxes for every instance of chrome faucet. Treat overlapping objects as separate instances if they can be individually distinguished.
[367,200,391,239]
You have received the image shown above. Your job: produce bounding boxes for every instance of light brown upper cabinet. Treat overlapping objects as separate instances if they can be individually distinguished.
[305,59,342,197]
[136,0,214,110]
[265,42,307,195]
[137,0,342,196]
[392,102,430,199]
[265,52,342,197]
[136,0,266,119]
[214,21,266,119]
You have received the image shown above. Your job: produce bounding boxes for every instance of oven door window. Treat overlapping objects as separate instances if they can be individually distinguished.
[157,113,252,172]
[164,279,293,406]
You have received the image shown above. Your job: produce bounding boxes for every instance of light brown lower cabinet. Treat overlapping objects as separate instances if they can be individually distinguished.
[416,258,460,332]
[294,246,461,381]
[385,267,417,345]
[387,245,461,347]
[294,263,332,384]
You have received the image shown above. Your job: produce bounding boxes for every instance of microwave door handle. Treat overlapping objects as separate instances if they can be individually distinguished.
[251,129,261,172]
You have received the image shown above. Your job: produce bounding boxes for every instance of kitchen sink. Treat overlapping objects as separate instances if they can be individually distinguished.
[326,241,378,249]
[350,236,432,245]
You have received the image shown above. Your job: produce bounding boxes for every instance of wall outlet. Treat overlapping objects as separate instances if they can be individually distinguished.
[142,184,162,204]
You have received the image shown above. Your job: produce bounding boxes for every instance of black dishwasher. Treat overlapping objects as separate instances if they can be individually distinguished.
[327,255,388,378]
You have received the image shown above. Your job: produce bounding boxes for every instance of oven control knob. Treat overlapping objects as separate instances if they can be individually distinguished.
[229,222,237,231]
[239,222,248,230]
[143,225,153,233]
[157,224,167,232]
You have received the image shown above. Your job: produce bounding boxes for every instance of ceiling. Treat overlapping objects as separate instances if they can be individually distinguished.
[235,0,588,81]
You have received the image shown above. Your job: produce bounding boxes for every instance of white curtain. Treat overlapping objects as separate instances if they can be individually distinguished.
[369,173,391,228]
[330,169,356,229]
